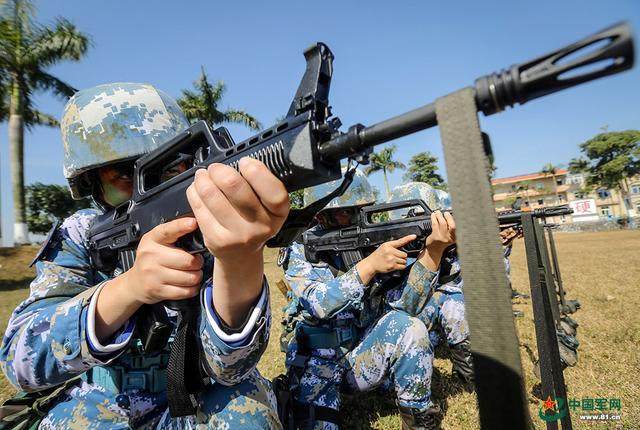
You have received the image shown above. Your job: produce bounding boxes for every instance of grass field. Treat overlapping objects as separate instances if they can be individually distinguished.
[1,230,638,429]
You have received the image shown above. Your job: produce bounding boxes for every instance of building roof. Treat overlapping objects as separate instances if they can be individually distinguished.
[491,169,569,185]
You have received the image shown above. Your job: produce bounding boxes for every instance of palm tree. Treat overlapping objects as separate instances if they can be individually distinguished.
[178,66,262,136]
[541,162,561,204]
[0,0,90,244]
[516,180,533,208]
[363,145,405,199]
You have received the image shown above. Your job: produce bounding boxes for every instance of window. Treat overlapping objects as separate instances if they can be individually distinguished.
[556,178,563,186]
[574,192,585,199]
[537,199,544,205]
[631,184,640,195]
[524,201,530,207]
[511,184,517,191]
[636,202,640,212]
[558,194,565,202]
[601,206,611,216]
[536,183,544,190]
[597,189,611,200]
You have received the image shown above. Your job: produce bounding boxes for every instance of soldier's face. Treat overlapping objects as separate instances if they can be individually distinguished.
[97,162,134,207]
[98,160,189,207]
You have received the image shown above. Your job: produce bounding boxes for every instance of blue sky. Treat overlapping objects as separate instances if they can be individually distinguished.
[1,0,638,244]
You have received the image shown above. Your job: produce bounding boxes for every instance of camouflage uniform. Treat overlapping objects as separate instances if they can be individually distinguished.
[387,183,473,386]
[280,173,439,429]
[1,209,279,429]
[1,83,280,429]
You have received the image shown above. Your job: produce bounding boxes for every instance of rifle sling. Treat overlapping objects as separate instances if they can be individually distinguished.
[167,301,205,417]
[435,88,532,429]
[266,167,356,247]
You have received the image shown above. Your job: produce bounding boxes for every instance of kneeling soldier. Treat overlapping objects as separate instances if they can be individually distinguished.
[0,84,284,429]
[279,171,454,430]
[388,183,474,390]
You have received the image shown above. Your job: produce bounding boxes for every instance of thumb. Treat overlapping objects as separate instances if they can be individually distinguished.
[147,217,198,245]
[387,234,417,248]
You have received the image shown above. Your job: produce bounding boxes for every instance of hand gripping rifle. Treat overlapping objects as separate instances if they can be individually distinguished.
[303,201,574,269]
[86,23,633,418]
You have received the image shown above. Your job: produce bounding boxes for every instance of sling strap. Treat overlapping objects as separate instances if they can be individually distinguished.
[435,88,532,429]
[266,167,356,247]
[167,300,206,417]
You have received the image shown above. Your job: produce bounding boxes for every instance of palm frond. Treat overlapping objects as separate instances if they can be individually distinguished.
[23,108,57,128]
[27,70,76,99]
[26,18,90,69]
[363,164,382,176]
[223,109,262,130]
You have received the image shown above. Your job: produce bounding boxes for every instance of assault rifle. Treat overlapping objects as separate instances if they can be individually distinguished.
[303,200,573,269]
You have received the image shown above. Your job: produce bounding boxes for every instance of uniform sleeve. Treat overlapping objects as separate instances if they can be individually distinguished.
[198,278,270,386]
[0,210,128,392]
[386,259,439,316]
[284,242,367,320]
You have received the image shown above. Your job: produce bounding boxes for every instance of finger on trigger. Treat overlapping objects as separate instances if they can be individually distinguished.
[148,217,198,245]
[389,234,417,247]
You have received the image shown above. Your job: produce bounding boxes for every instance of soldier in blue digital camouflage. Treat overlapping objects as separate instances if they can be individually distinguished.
[278,170,457,430]
[387,183,474,391]
[0,83,285,429]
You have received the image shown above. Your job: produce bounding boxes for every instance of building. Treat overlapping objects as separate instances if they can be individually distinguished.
[491,170,638,224]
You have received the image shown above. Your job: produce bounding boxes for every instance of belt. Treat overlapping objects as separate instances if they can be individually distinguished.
[82,353,169,394]
[299,325,358,350]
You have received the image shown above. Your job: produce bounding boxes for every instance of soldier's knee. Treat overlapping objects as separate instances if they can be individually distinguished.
[383,310,430,351]
[198,370,282,429]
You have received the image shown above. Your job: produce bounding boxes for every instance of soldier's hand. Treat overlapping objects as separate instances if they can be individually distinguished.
[186,158,289,327]
[357,234,417,284]
[418,211,456,271]
[186,158,290,260]
[425,211,456,252]
[500,227,519,246]
[125,218,204,304]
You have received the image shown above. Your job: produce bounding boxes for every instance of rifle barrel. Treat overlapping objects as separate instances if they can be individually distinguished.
[319,22,633,161]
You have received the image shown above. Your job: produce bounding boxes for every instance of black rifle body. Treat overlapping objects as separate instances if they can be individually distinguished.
[303,201,574,269]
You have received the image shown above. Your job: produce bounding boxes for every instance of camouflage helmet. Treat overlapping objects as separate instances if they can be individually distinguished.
[434,188,452,210]
[388,182,439,208]
[61,82,190,199]
[303,167,376,208]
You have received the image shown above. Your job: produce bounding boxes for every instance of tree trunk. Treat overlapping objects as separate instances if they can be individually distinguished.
[619,179,634,218]
[382,168,391,200]
[9,78,28,245]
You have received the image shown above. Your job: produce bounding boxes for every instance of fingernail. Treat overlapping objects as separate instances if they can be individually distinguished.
[196,168,207,176]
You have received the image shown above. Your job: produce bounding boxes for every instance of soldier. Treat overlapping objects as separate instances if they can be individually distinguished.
[500,227,530,302]
[279,170,455,430]
[0,83,285,429]
[387,183,474,390]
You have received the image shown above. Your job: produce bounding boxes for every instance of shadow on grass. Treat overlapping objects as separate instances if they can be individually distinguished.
[342,389,398,429]
[0,278,31,292]
[341,350,474,428]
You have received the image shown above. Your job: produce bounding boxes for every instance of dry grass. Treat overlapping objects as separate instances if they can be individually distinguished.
[1,232,639,429]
